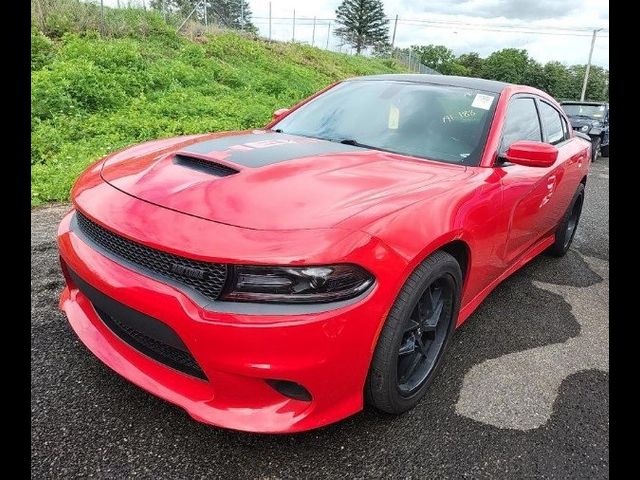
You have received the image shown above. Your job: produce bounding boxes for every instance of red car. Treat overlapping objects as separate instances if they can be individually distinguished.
[58,75,591,433]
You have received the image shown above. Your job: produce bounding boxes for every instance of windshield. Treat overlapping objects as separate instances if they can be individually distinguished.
[561,103,606,119]
[272,80,498,166]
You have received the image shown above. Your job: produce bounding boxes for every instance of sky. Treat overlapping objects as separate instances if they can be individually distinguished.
[102,0,610,68]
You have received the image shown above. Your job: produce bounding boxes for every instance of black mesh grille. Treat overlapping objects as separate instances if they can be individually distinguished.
[76,212,227,301]
[173,154,238,177]
[67,267,207,380]
[94,306,207,380]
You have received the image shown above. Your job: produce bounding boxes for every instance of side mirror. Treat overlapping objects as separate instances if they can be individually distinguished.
[503,140,558,168]
[272,108,290,121]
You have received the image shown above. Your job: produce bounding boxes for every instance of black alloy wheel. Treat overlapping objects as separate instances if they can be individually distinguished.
[397,277,454,395]
[366,250,461,414]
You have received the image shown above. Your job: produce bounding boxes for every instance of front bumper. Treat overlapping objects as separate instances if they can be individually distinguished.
[57,196,406,433]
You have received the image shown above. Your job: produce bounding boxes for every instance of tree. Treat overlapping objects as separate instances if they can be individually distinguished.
[481,48,531,84]
[209,0,256,32]
[456,52,483,77]
[409,44,473,75]
[542,61,573,100]
[411,44,455,72]
[334,0,389,54]
[568,65,608,101]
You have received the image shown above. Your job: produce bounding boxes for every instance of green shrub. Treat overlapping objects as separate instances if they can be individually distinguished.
[31,27,56,70]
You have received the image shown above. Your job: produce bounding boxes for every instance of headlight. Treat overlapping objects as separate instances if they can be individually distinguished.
[222,264,374,303]
[580,125,590,132]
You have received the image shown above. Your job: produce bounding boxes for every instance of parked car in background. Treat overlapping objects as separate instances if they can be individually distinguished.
[57,75,592,433]
[560,101,609,159]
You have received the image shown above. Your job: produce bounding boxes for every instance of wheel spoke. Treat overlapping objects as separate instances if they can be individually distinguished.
[415,335,429,355]
[404,319,420,333]
[399,334,416,355]
[424,300,444,328]
[430,286,442,309]
[399,353,422,383]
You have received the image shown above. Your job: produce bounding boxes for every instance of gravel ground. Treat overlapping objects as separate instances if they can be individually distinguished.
[31,158,609,479]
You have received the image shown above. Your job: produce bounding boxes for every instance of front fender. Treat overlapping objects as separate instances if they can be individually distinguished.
[360,168,504,316]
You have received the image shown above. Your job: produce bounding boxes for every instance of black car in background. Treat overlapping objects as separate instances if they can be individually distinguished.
[560,101,609,159]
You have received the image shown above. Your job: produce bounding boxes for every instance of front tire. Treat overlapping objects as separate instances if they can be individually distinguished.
[547,183,584,257]
[365,250,462,414]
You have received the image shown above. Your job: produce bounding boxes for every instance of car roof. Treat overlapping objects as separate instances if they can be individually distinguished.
[560,101,608,106]
[347,74,511,94]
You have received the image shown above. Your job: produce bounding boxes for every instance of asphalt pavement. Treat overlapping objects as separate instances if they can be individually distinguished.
[31,158,609,479]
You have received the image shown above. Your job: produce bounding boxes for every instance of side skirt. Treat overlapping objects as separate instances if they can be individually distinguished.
[456,234,556,327]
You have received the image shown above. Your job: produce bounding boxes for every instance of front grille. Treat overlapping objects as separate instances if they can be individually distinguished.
[76,212,227,301]
[69,269,207,380]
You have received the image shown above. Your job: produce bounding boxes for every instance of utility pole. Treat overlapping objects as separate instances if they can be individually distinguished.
[204,0,208,27]
[391,14,398,47]
[580,28,602,101]
[326,22,331,49]
[268,2,272,40]
[312,17,316,46]
[241,1,244,29]
[100,0,105,34]
[292,9,296,42]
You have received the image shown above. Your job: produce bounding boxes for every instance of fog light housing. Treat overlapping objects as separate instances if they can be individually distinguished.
[266,379,312,402]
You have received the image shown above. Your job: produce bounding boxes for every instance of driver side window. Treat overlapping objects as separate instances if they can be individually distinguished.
[499,97,542,155]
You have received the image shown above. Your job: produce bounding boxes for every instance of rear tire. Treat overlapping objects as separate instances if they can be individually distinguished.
[547,184,584,257]
[591,137,602,161]
[365,250,462,414]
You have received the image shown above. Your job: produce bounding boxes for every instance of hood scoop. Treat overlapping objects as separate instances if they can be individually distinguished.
[173,154,239,177]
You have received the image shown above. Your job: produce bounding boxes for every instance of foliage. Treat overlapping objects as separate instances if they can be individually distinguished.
[335,0,389,54]
[481,48,534,84]
[150,0,257,33]
[456,52,484,77]
[411,45,455,72]
[31,7,406,205]
[31,0,178,39]
[405,44,608,102]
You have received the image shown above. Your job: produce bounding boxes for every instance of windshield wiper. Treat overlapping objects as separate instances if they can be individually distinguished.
[330,138,388,152]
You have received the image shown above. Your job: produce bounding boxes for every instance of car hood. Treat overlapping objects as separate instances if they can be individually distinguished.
[101,130,468,230]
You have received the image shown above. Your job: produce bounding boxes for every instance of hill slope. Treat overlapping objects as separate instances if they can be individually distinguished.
[31,13,406,205]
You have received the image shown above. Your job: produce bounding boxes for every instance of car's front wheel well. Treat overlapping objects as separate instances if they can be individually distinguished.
[439,240,470,289]
[580,175,587,186]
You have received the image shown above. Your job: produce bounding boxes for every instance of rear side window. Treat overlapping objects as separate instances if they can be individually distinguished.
[538,101,565,144]
[500,97,542,154]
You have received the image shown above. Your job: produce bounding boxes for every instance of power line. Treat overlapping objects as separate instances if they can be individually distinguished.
[252,16,608,38]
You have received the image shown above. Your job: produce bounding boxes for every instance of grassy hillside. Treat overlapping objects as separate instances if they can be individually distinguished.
[31,8,407,206]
